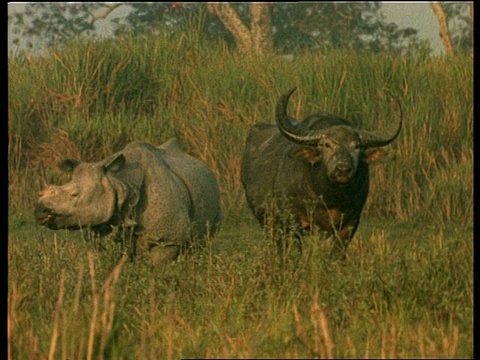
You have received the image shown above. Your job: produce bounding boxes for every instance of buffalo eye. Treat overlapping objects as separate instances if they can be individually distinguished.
[322,140,333,149]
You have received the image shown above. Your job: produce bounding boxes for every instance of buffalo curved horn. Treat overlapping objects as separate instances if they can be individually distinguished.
[275,87,326,145]
[276,88,403,148]
[357,91,403,148]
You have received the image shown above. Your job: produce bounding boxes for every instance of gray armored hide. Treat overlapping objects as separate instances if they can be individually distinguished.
[35,138,222,265]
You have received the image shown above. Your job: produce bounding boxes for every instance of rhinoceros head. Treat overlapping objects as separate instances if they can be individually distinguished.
[35,153,142,231]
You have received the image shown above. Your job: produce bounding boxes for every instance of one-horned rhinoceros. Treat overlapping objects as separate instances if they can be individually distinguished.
[35,138,222,265]
[241,87,402,258]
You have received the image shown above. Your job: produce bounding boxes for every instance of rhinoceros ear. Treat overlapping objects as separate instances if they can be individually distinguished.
[58,159,80,172]
[104,154,126,173]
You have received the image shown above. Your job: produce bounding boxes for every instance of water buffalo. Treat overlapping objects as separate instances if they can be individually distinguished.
[241,87,402,257]
[35,138,222,265]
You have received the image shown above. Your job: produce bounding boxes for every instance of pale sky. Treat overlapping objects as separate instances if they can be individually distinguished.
[8,2,446,55]
[381,2,443,53]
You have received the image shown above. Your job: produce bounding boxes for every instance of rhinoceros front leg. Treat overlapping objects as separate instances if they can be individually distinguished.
[135,234,182,266]
[81,226,110,252]
[149,244,181,267]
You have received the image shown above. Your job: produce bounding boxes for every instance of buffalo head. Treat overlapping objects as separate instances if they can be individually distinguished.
[276,87,402,183]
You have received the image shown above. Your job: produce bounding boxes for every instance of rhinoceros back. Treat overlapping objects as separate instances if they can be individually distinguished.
[159,138,222,238]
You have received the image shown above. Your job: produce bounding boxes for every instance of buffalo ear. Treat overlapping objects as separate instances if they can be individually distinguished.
[363,148,390,164]
[58,159,80,172]
[104,154,125,173]
[290,146,322,164]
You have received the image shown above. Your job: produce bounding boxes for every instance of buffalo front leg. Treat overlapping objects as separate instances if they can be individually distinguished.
[330,221,358,259]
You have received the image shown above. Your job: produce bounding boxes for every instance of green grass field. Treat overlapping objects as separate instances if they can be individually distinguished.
[8,33,473,359]
[8,211,473,359]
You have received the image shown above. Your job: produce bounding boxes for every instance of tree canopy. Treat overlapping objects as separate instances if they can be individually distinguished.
[7,2,472,57]
[440,2,473,52]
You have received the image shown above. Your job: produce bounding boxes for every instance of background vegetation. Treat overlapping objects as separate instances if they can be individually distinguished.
[8,28,472,359]
[9,2,422,54]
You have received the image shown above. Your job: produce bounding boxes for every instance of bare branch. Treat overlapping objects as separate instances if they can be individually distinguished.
[431,1,454,55]
[334,4,353,21]
[207,3,252,53]
[470,1,473,24]
[89,3,125,28]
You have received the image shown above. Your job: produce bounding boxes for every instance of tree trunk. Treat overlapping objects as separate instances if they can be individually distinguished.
[250,3,274,55]
[431,1,454,55]
[470,1,473,24]
[470,1,473,57]
[206,2,273,55]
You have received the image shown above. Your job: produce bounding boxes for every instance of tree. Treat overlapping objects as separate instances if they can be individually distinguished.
[207,2,421,54]
[442,1,473,52]
[431,2,454,54]
[431,1,473,54]
[9,3,125,50]
[206,3,273,55]
[9,2,423,56]
[270,2,420,53]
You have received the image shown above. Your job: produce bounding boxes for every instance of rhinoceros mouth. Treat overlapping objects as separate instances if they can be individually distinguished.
[37,213,71,229]
[35,207,57,224]
[35,206,80,230]
[43,219,82,231]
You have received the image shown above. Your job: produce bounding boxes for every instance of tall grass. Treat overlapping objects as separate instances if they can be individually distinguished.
[8,217,473,358]
[8,32,472,358]
[8,33,473,225]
